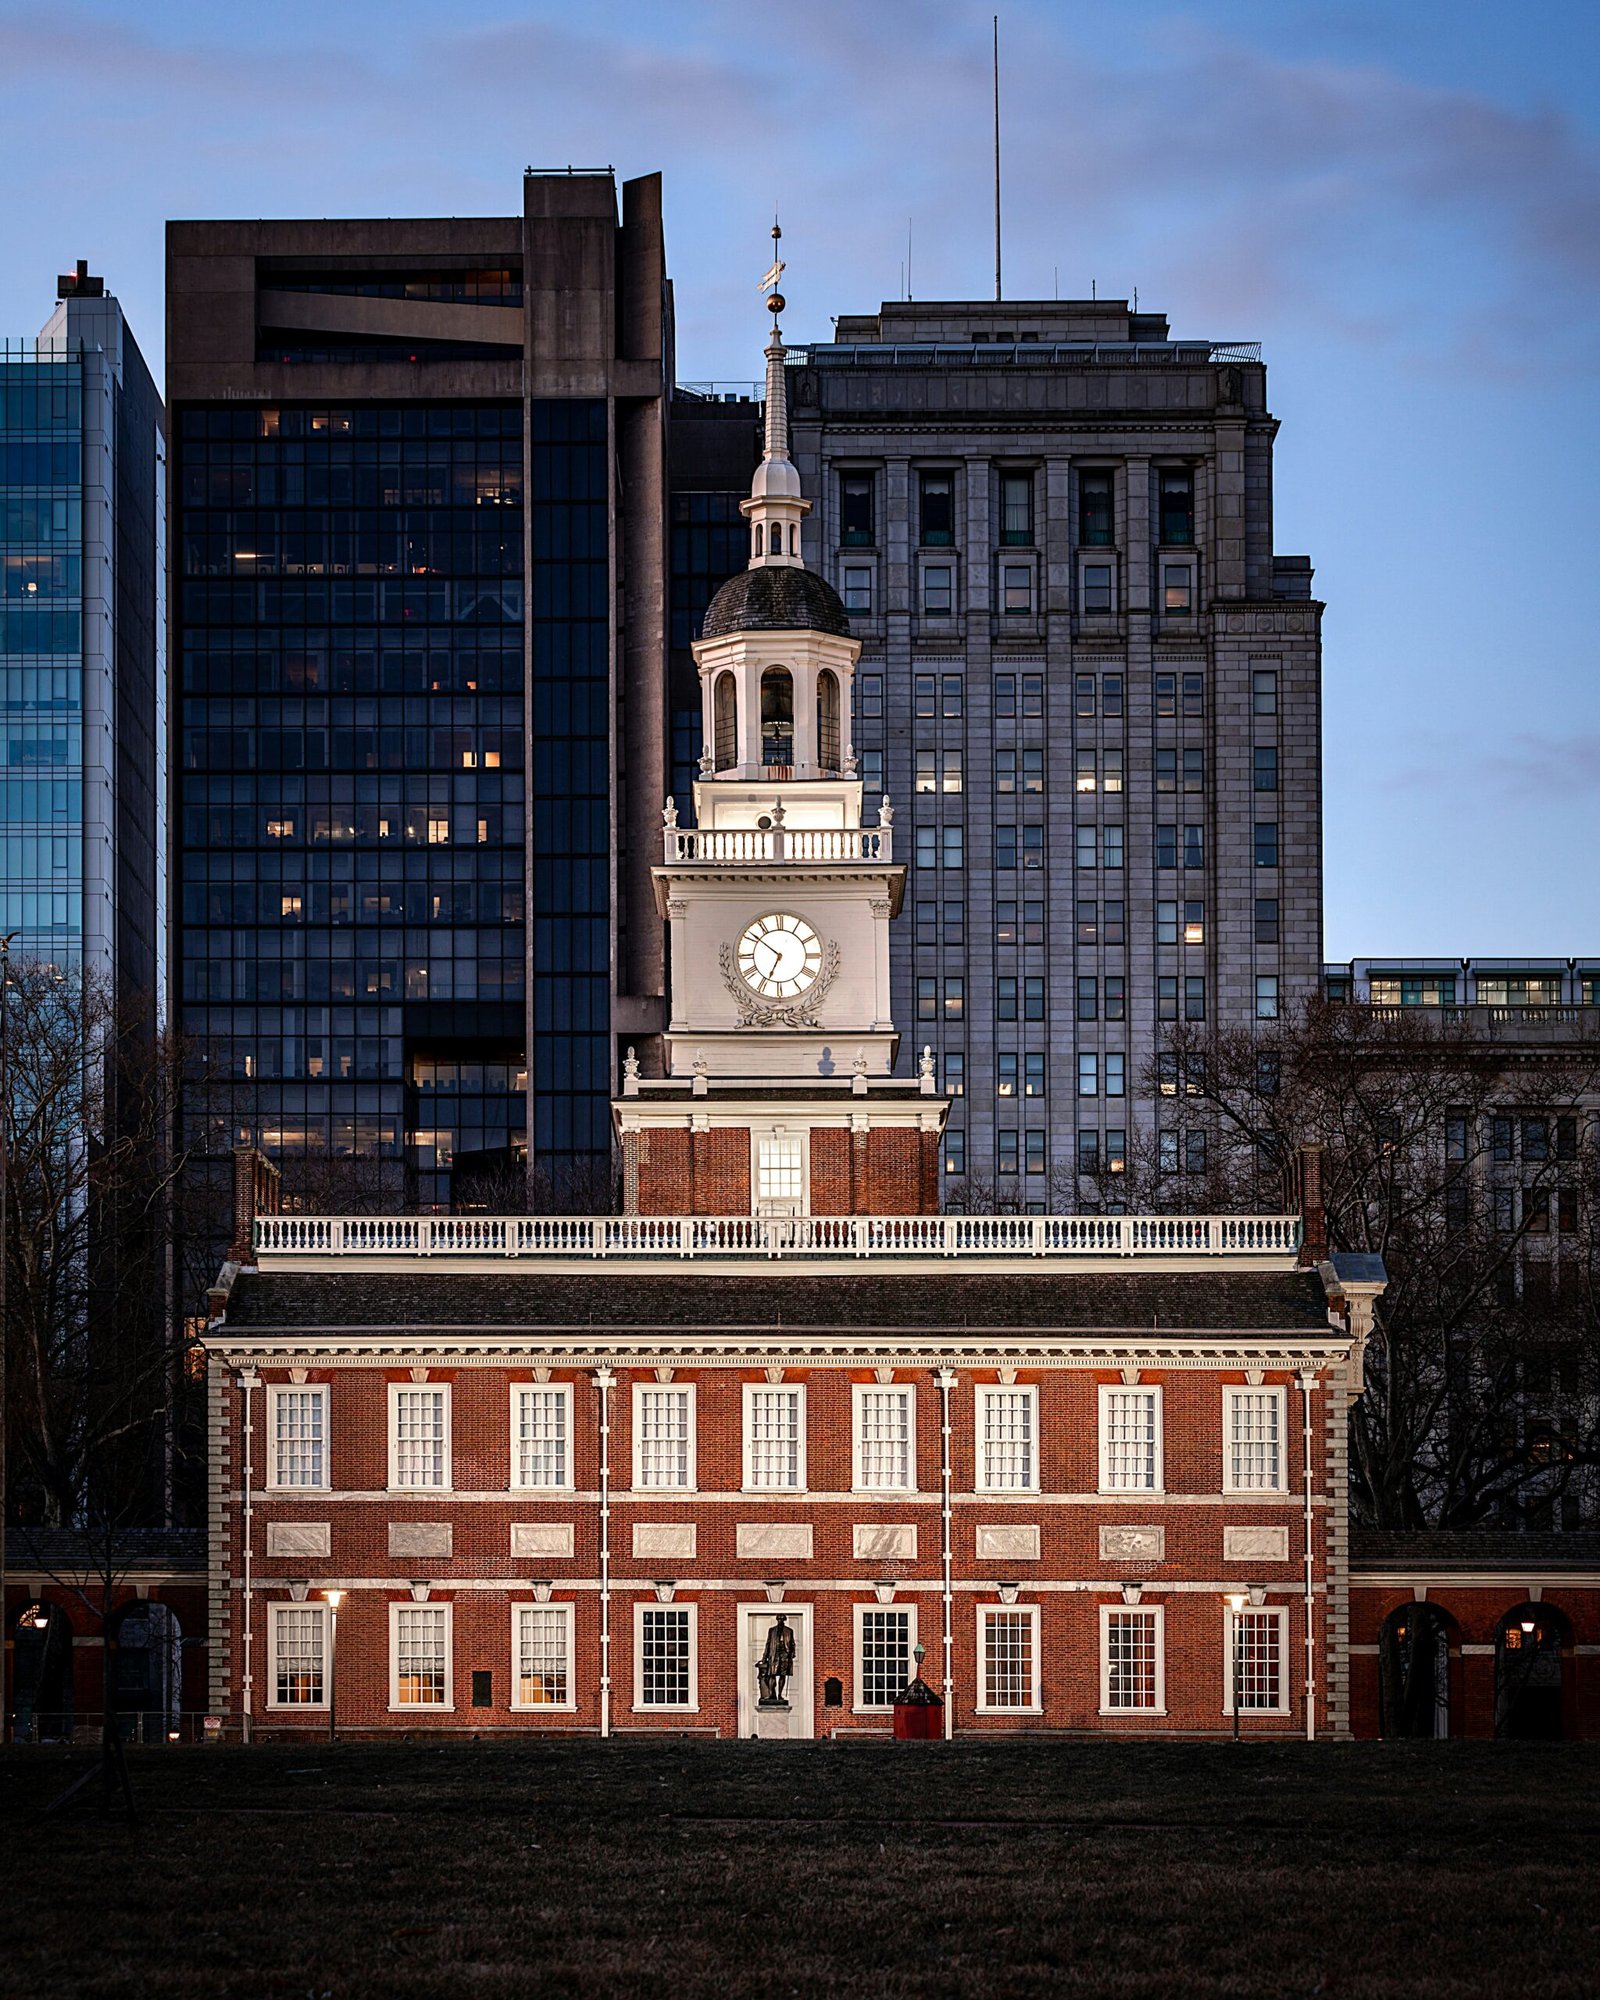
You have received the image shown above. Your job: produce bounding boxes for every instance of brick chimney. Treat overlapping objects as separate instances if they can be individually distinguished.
[229,1146,281,1265]
[1295,1141,1327,1268]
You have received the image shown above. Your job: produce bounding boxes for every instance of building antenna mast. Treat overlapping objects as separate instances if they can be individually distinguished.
[908,216,914,303]
[992,15,1003,302]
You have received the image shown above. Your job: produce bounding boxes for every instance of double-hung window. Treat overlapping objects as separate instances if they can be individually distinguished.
[744,1383,806,1491]
[389,1384,450,1491]
[269,1384,328,1490]
[1000,471,1033,545]
[1225,1606,1288,1715]
[1098,1385,1163,1492]
[1002,564,1033,614]
[1225,1387,1286,1493]
[854,1384,915,1492]
[978,1606,1040,1713]
[977,1385,1038,1492]
[513,1603,574,1709]
[511,1383,572,1490]
[636,1603,697,1711]
[390,1603,451,1709]
[269,1603,327,1708]
[634,1384,696,1491]
[855,1604,916,1711]
[1101,1606,1165,1715]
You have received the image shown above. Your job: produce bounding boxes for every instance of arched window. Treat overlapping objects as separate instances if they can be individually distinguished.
[752,525,762,559]
[769,522,783,554]
[789,523,798,555]
[817,669,840,773]
[760,667,794,769]
[713,673,738,771]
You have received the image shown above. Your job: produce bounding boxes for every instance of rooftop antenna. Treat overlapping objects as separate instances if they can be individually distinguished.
[907,216,914,302]
[992,15,1003,302]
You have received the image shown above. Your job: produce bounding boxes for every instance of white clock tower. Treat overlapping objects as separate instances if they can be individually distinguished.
[614,239,945,1217]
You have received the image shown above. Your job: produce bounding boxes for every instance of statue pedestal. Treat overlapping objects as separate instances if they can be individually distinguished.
[754,1701,792,1740]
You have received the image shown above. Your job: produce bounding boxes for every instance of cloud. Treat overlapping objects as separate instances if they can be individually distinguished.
[1374,731,1600,803]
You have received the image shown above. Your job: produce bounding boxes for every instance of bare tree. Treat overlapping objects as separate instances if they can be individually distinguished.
[1,959,193,1793]
[1145,998,1600,1529]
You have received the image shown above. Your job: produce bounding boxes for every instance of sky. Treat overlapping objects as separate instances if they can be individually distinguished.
[2,0,1598,959]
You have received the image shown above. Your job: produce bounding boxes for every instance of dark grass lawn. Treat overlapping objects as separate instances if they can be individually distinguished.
[2,1739,1597,1998]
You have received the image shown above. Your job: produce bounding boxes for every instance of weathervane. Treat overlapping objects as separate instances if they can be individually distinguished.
[759,218,786,331]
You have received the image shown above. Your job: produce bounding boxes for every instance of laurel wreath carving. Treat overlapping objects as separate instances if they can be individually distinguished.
[719,936,841,1028]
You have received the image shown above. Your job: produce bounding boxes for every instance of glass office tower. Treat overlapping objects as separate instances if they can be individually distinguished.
[168,175,669,1216]
[0,266,163,1011]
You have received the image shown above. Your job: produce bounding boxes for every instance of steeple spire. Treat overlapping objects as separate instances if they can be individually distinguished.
[744,218,806,568]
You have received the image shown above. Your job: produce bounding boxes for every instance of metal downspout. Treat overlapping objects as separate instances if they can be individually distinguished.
[937,1369,955,1739]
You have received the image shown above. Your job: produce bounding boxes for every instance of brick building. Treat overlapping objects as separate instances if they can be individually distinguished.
[194,297,1383,1741]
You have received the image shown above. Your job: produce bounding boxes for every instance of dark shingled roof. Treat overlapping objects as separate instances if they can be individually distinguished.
[701,565,851,639]
[1351,1529,1600,1570]
[222,1268,1331,1335]
[4,1527,206,1574]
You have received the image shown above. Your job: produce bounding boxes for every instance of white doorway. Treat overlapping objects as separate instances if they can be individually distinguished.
[737,1603,813,1740]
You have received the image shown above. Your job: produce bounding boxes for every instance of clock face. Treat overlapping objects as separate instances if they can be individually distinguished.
[736,912,824,1000]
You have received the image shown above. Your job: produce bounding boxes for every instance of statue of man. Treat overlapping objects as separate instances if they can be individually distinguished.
[755,1613,796,1706]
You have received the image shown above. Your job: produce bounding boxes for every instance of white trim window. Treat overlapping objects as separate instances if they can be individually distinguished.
[268,1602,327,1708]
[388,1383,451,1491]
[390,1602,452,1710]
[512,1602,575,1710]
[1224,1605,1289,1716]
[853,1383,915,1492]
[743,1383,806,1492]
[1224,1386,1286,1493]
[854,1603,917,1712]
[511,1383,573,1491]
[976,1384,1037,1493]
[634,1602,698,1712]
[977,1605,1041,1713]
[267,1384,328,1490]
[633,1384,696,1491]
[1100,1604,1166,1715]
[1098,1384,1163,1493]
[755,1133,806,1209]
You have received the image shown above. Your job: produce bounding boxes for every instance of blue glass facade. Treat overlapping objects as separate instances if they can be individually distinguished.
[0,359,85,956]
[175,402,527,1208]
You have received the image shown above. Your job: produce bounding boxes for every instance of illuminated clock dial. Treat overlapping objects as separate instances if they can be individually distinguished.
[736,912,823,1000]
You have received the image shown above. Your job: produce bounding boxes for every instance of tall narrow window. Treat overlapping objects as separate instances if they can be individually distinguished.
[713,672,738,770]
[1001,472,1033,545]
[634,1385,695,1490]
[745,1384,806,1491]
[855,1385,914,1491]
[512,1384,571,1490]
[1099,1386,1162,1492]
[1159,467,1194,545]
[1079,469,1114,546]
[637,1605,696,1709]
[979,1607,1040,1712]
[978,1385,1037,1492]
[270,1604,327,1707]
[1101,1607,1164,1714]
[270,1386,328,1489]
[923,566,954,615]
[392,1604,451,1707]
[389,1386,450,1490]
[760,668,793,768]
[840,473,874,546]
[514,1603,573,1708]
[919,470,954,545]
[817,669,840,772]
[1226,1607,1287,1714]
[1225,1387,1286,1493]
[857,1606,915,1710]
[757,1134,805,1205]
[1081,563,1113,614]
[1002,564,1032,614]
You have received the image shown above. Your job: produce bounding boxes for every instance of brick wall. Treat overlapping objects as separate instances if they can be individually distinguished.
[634,1128,752,1215]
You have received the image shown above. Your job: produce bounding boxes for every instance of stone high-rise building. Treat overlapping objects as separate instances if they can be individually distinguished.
[673,296,1324,1200]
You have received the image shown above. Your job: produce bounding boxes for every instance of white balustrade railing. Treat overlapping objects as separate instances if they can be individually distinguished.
[664,826,892,865]
[254,1212,1301,1262]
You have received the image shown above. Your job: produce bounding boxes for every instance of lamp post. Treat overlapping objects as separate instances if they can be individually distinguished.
[1227,1591,1248,1742]
[323,1590,344,1743]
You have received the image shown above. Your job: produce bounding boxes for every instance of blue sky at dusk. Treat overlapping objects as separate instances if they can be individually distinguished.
[3,0,1597,959]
